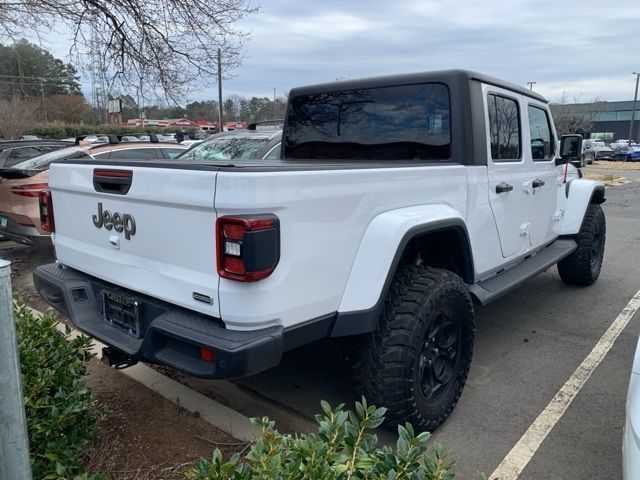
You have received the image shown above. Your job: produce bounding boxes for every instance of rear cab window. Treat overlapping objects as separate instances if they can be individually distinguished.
[284,83,451,160]
[487,94,521,161]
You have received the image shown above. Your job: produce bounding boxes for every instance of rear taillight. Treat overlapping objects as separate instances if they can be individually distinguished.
[39,190,55,233]
[216,215,280,282]
[10,183,49,197]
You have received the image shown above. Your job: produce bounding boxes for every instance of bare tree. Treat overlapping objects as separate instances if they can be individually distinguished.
[550,92,606,137]
[0,0,258,101]
[0,97,39,138]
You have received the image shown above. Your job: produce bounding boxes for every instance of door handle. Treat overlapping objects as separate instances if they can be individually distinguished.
[532,178,545,188]
[496,182,514,193]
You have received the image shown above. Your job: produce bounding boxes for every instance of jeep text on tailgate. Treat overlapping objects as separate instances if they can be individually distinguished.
[34,70,605,431]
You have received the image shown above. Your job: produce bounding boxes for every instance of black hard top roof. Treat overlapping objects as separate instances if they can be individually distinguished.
[289,69,548,104]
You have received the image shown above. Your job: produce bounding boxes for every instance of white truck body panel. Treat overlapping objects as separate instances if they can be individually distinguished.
[49,163,221,317]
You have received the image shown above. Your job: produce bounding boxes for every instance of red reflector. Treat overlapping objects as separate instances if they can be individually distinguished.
[94,169,132,178]
[223,223,245,240]
[10,183,49,197]
[200,347,216,362]
[224,257,246,275]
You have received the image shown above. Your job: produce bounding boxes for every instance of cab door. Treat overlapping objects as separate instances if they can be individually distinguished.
[485,88,531,258]
[526,104,559,247]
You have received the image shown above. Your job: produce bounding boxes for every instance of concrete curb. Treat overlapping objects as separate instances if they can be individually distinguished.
[25,305,260,442]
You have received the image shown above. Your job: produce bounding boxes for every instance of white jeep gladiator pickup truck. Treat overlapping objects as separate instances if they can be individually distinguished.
[34,70,606,431]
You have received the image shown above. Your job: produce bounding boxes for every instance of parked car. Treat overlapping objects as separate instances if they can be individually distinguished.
[581,140,596,165]
[593,144,616,161]
[0,140,72,169]
[624,337,640,479]
[0,141,187,245]
[614,147,640,162]
[177,128,282,161]
[611,139,635,151]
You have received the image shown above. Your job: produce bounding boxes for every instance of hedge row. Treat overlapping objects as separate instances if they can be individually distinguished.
[27,123,199,139]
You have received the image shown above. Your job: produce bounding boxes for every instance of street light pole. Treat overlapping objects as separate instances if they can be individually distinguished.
[628,72,640,146]
[217,48,223,132]
[527,81,536,91]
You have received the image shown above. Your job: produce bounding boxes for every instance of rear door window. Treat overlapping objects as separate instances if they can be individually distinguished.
[285,83,450,160]
[487,94,521,161]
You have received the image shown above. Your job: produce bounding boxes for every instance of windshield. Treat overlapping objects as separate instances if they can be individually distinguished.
[178,135,271,161]
[10,146,90,171]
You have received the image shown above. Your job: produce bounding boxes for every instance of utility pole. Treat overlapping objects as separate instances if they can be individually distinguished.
[527,81,536,91]
[628,72,639,146]
[0,259,33,480]
[40,78,47,122]
[217,48,223,132]
[273,87,276,120]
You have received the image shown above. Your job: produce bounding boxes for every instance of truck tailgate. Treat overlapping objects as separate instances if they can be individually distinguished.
[49,163,220,317]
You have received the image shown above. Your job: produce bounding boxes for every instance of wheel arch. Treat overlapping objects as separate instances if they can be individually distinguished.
[558,179,606,236]
[332,206,474,337]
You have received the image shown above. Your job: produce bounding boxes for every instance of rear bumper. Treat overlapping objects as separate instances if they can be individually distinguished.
[33,263,284,379]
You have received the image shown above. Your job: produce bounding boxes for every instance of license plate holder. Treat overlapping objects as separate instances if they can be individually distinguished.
[0,215,7,229]
[101,290,141,338]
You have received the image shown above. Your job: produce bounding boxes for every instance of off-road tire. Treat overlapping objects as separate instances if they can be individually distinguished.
[558,203,605,286]
[352,265,474,432]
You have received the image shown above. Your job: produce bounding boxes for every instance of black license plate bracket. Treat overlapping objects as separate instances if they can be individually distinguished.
[101,290,141,337]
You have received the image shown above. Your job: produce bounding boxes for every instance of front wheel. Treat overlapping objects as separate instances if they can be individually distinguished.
[353,265,474,432]
[558,203,606,286]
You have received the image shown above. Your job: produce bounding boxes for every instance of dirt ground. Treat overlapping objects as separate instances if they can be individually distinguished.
[84,359,243,480]
[591,160,640,170]
[0,240,244,480]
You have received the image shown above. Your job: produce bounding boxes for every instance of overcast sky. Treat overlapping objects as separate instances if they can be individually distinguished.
[43,0,640,104]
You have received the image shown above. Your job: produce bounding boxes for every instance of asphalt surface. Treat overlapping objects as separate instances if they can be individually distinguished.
[2,179,639,479]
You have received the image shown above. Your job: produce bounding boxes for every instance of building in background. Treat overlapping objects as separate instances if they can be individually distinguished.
[552,100,639,141]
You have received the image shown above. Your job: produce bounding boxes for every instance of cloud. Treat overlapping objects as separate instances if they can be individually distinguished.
[11,0,640,103]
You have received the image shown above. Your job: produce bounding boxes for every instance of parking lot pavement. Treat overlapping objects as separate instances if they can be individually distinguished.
[3,181,639,479]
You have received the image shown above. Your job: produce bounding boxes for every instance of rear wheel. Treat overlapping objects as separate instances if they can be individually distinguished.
[353,265,474,432]
[558,203,605,286]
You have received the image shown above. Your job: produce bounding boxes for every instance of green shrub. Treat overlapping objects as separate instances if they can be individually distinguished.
[15,303,105,479]
[28,123,198,139]
[188,399,485,480]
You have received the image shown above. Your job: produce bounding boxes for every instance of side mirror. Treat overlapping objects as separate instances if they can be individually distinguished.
[556,134,583,166]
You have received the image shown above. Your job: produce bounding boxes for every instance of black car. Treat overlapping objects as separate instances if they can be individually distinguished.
[0,140,73,169]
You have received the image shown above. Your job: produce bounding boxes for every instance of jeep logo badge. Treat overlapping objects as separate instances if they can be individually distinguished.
[92,202,136,240]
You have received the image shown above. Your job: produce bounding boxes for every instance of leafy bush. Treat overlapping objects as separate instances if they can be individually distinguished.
[189,399,484,480]
[28,123,198,139]
[15,303,105,479]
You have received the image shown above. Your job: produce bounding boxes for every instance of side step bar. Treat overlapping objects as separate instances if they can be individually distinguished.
[469,238,577,306]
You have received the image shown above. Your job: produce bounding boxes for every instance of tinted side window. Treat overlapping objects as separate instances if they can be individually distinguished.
[487,94,521,161]
[264,143,281,159]
[285,83,450,161]
[162,148,185,159]
[109,148,158,160]
[527,106,553,160]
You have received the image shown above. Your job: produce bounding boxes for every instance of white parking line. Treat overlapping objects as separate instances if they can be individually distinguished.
[490,289,640,480]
